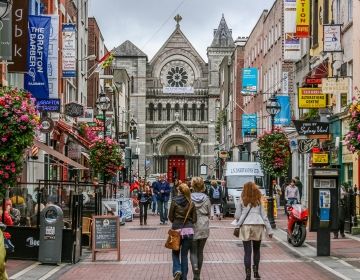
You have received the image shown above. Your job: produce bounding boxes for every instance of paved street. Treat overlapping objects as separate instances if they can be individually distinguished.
[7,212,360,280]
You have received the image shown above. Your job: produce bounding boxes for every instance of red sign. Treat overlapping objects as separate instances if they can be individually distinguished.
[312,147,320,153]
[306,78,322,85]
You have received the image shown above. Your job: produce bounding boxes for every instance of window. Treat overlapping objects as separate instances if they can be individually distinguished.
[200,104,205,121]
[157,103,162,121]
[131,76,134,93]
[192,104,197,121]
[166,103,171,121]
[149,103,154,121]
[175,103,180,112]
[323,0,329,24]
[348,0,353,22]
[335,0,341,23]
[184,104,188,121]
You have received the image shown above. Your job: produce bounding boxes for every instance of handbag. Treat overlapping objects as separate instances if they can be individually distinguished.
[165,204,192,251]
[233,206,252,238]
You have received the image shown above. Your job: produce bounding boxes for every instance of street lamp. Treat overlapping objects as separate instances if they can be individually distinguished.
[96,88,111,195]
[265,94,281,229]
[0,0,11,21]
[135,137,140,179]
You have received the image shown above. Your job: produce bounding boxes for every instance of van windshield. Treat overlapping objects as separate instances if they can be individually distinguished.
[227,176,264,189]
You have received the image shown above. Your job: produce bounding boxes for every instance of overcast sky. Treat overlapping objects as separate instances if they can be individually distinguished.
[88,0,275,61]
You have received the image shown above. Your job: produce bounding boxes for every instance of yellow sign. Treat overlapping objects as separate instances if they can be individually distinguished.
[321,78,349,94]
[312,153,329,164]
[298,88,326,108]
[296,0,310,38]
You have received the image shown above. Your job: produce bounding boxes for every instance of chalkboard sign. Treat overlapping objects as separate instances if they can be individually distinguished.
[92,216,120,261]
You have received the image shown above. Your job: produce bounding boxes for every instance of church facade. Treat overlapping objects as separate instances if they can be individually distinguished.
[112,15,235,182]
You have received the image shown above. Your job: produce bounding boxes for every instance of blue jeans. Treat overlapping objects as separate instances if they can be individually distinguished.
[172,236,193,279]
[158,200,168,223]
[151,194,157,213]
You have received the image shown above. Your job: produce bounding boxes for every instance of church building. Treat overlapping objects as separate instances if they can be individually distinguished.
[112,15,235,182]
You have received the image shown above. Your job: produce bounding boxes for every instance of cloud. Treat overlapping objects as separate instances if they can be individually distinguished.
[89,0,275,60]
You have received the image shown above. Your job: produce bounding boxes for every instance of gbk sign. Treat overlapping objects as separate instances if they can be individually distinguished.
[293,121,329,136]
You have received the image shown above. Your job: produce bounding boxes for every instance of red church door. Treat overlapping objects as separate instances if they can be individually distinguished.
[167,156,186,183]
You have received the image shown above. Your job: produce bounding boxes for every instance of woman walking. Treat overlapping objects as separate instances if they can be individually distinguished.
[137,179,151,225]
[169,184,197,280]
[190,177,211,280]
[209,180,222,220]
[235,182,273,280]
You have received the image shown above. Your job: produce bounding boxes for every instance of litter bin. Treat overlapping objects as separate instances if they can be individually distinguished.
[38,204,64,264]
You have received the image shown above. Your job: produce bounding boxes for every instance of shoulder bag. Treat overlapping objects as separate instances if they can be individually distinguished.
[165,203,192,251]
[233,205,252,238]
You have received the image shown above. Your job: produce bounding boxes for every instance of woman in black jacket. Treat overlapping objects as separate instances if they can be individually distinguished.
[169,183,197,280]
[137,179,151,225]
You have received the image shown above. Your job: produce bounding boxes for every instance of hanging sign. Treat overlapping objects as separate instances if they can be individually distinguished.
[242,114,257,137]
[274,96,291,125]
[64,102,84,117]
[323,24,342,52]
[47,15,59,98]
[298,88,326,108]
[0,11,12,60]
[24,15,51,99]
[298,139,318,154]
[40,117,54,133]
[296,0,310,38]
[62,23,76,77]
[321,77,349,94]
[312,153,329,164]
[283,0,301,61]
[241,68,258,94]
[293,121,329,135]
[36,98,61,112]
[306,78,322,85]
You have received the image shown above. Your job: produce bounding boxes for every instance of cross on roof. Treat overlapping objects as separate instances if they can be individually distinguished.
[174,14,182,27]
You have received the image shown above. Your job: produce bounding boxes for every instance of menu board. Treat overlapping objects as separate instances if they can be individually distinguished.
[92,216,120,261]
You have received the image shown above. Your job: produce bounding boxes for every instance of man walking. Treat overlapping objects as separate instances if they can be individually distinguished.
[153,175,171,224]
[294,176,303,203]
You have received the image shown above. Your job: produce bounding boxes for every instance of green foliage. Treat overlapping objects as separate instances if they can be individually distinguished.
[344,97,360,153]
[257,129,291,177]
[215,109,225,142]
[300,108,319,121]
[0,87,40,195]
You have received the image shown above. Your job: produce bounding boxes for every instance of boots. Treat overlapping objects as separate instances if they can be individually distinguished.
[245,267,251,280]
[253,265,261,279]
[193,269,200,280]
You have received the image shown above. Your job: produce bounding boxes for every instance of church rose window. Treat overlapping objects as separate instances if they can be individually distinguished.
[167,67,188,87]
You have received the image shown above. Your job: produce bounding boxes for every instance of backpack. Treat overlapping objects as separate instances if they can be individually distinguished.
[212,186,220,199]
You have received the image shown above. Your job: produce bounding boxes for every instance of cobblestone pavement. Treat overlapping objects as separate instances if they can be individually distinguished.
[8,211,360,280]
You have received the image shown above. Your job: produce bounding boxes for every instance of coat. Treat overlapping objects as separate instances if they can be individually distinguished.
[153,180,171,202]
[169,195,197,230]
[191,192,211,240]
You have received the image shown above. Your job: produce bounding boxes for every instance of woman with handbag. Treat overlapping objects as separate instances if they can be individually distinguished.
[234,182,273,280]
[137,179,151,226]
[168,183,197,280]
[190,177,211,280]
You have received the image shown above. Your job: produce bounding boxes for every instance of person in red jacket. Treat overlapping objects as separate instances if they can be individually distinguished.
[0,200,13,226]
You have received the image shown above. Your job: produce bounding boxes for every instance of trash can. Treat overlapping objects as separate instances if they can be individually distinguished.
[38,204,64,264]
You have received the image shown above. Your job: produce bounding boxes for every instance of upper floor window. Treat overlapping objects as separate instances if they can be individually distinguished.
[149,103,154,121]
[157,103,162,121]
[166,103,171,121]
[192,104,197,121]
[184,104,188,121]
[200,104,205,121]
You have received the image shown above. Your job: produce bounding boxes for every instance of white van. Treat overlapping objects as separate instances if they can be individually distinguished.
[223,162,265,215]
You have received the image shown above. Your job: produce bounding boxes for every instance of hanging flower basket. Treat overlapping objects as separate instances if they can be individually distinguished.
[344,96,360,153]
[257,128,291,177]
[0,87,40,194]
[89,137,123,180]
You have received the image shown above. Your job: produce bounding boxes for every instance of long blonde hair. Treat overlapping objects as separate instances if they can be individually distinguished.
[179,183,191,204]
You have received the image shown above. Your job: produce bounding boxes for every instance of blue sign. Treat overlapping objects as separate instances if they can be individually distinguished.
[24,15,51,99]
[242,68,258,94]
[242,114,257,137]
[274,96,291,125]
[36,98,61,112]
[62,24,76,78]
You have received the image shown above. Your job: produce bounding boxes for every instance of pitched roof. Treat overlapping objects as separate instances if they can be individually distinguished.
[112,40,147,57]
[210,14,235,48]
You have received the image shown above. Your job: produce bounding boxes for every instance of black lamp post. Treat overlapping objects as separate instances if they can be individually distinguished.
[0,0,12,21]
[265,94,281,229]
[96,88,111,195]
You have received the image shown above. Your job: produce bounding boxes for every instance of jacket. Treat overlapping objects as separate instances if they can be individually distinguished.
[137,190,151,204]
[191,192,211,239]
[209,185,222,204]
[234,200,273,235]
[153,180,171,202]
[169,195,197,230]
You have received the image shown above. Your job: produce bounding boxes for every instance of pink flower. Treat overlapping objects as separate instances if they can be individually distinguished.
[10,162,15,167]
[1,137,7,142]
[19,114,30,122]
[5,165,10,170]
[0,171,3,175]
[4,173,9,179]
[11,168,16,173]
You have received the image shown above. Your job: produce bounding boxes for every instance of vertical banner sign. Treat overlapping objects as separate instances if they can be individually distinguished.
[47,15,59,98]
[242,114,257,137]
[241,68,258,94]
[323,25,342,52]
[62,24,76,77]
[274,96,291,125]
[282,72,289,93]
[283,0,300,61]
[8,0,29,72]
[24,16,51,99]
[0,12,12,60]
[296,0,310,38]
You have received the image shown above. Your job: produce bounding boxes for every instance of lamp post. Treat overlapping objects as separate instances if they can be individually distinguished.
[265,94,281,229]
[96,88,111,195]
[136,136,140,179]
[0,0,11,21]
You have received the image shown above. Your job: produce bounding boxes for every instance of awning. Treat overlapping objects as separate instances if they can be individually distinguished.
[34,139,88,170]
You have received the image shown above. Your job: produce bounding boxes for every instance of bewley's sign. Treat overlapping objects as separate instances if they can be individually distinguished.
[293,120,329,135]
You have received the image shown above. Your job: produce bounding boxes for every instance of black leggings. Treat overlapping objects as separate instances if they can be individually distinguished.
[243,240,261,268]
[139,203,148,223]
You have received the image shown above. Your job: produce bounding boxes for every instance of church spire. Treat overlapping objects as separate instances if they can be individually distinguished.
[210,14,234,48]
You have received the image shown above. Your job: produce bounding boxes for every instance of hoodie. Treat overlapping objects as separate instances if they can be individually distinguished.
[191,192,211,239]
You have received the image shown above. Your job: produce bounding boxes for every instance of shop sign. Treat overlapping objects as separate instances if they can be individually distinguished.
[306,78,322,85]
[298,88,326,108]
[0,11,12,60]
[321,77,349,94]
[298,139,318,154]
[293,121,329,135]
[64,102,84,117]
[296,0,310,38]
[36,98,61,112]
[40,117,54,133]
[241,68,258,94]
[312,153,329,164]
[323,24,342,52]
[62,23,76,77]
